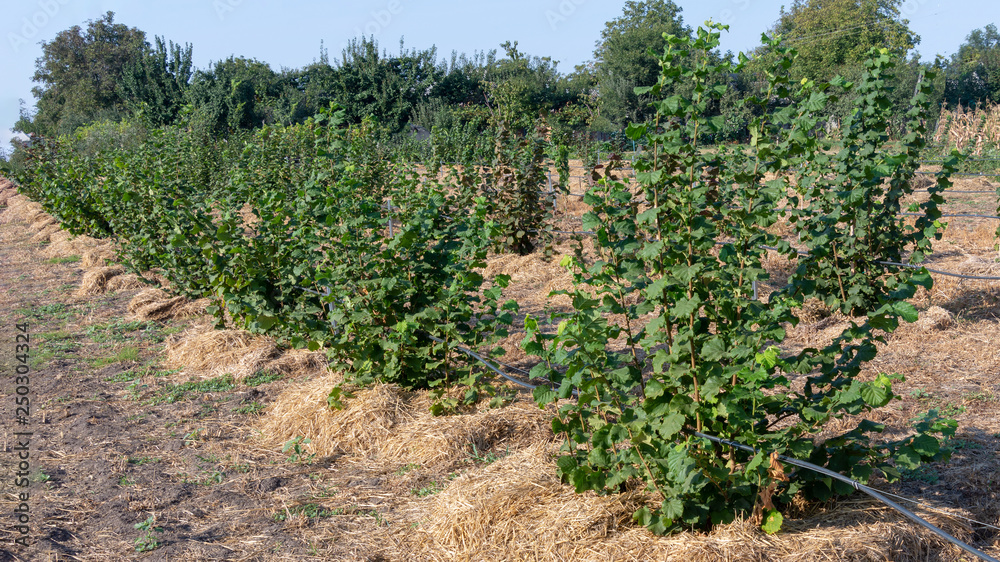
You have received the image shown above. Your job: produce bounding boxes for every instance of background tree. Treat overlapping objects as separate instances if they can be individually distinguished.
[185,56,281,136]
[751,0,919,83]
[944,23,1000,107]
[593,0,692,127]
[328,37,441,132]
[15,11,145,137]
[119,36,194,127]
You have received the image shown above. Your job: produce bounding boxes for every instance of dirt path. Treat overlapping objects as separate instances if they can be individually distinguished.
[0,214,407,560]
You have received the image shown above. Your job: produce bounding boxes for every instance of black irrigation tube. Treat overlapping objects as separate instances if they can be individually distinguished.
[901,212,1000,220]
[914,171,1000,178]
[756,244,1000,281]
[419,298,1000,559]
[423,334,540,391]
[692,431,1000,562]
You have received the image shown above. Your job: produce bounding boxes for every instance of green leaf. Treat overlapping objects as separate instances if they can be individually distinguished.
[892,301,919,323]
[533,385,557,405]
[910,433,940,458]
[860,383,890,408]
[654,413,686,439]
[761,509,783,534]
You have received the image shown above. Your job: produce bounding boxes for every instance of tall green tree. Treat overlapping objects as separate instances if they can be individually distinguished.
[15,11,146,137]
[119,36,194,127]
[752,0,919,83]
[185,56,281,136]
[944,23,1000,106]
[593,0,692,127]
[329,37,441,132]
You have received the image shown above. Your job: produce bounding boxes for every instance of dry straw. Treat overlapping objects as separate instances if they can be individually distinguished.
[164,324,281,381]
[259,373,551,468]
[39,232,116,262]
[103,273,151,293]
[400,441,964,561]
[258,375,402,459]
[76,265,127,296]
[127,288,207,321]
[0,187,18,207]
[0,195,44,224]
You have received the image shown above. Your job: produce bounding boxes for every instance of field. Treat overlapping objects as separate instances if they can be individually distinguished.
[1,157,999,560]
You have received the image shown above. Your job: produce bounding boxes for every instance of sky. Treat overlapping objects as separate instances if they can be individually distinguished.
[0,0,992,152]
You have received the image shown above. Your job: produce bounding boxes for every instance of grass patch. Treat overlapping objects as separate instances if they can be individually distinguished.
[89,345,141,368]
[233,401,266,415]
[245,370,284,387]
[147,375,236,404]
[411,481,445,497]
[18,302,73,322]
[86,319,159,343]
[46,255,81,264]
[38,330,73,342]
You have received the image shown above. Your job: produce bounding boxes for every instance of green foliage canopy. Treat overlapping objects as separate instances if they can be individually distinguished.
[16,11,145,137]
[593,0,692,126]
[752,0,919,82]
[944,23,1000,106]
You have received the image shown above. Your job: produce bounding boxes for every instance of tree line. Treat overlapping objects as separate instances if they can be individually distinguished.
[7,1,1000,154]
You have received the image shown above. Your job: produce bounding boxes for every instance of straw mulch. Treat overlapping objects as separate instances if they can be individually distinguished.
[257,375,400,459]
[163,324,282,381]
[80,248,115,269]
[39,230,117,263]
[29,222,62,244]
[76,265,127,296]
[396,441,964,561]
[916,305,954,332]
[103,273,152,293]
[258,375,552,468]
[0,194,45,224]
[127,288,208,321]
[0,188,18,207]
[0,177,17,205]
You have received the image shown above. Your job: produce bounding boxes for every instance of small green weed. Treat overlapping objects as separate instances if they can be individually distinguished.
[233,401,266,415]
[105,370,144,383]
[947,438,983,451]
[466,443,508,465]
[46,255,81,264]
[128,456,160,466]
[283,436,316,464]
[134,516,163,552]
[273,503,337,521]
[395,463,421,476]
[148,375,236,404]
[411,481,444,497]
[900,464,940,484]
[245,370,284,387]
[965,390,996,402]
[182,428,205,447]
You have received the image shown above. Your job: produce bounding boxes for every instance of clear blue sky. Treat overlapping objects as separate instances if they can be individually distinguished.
[0,0,991,151]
